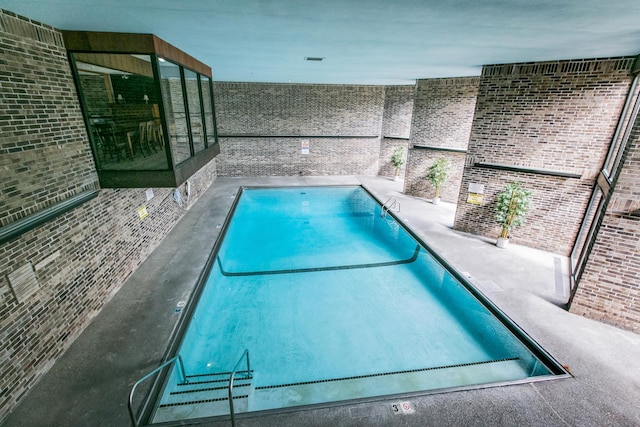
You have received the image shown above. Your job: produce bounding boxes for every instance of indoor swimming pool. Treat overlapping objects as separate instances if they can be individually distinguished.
[139,186,568,424]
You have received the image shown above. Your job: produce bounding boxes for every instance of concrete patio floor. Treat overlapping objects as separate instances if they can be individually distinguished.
[4,175,640,427]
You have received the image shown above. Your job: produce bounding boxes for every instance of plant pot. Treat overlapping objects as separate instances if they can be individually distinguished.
[432,197,440,205]
[393,175,399,181]
[496,237,509,249]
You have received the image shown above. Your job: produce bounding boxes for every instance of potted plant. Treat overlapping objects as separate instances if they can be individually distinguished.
[390,146,405,181]
[426,157,450,204]
[494,181,532,248]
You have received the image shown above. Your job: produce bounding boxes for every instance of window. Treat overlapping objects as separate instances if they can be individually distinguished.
[65,31,219,188]
[73,53,169,171]
[184,69,205,155]
[201,77,217,148]
[159,59,191,165]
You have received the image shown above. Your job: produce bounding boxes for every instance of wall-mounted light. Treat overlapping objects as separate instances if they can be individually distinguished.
[143,94,149,104]
[117,94,124,103]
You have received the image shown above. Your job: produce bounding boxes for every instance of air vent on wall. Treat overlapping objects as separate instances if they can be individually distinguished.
[304,57,325,61]
[7,262,39,304]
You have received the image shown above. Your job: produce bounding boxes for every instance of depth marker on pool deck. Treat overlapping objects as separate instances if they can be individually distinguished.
[391,401,415,415]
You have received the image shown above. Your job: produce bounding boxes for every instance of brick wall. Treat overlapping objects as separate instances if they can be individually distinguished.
[409,77,479,149]
[379,85,414,178]
[0,11,218,421]
[79,75,110,117]
[217,136,380,176]
[213,82,384,176]
[404,78,479,202]
[0,11,99,227]
[453,58,634,254]
[571,98,640,332]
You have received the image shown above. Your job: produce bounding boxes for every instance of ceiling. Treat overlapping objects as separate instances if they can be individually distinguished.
[2,0,639,85]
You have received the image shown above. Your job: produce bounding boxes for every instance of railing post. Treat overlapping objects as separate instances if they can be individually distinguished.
[228,349,250,427]
[128,355,186,427]
[128,382,141,427]
[380,197,400,219]
[229,371,236,427]
[176,355,188,384]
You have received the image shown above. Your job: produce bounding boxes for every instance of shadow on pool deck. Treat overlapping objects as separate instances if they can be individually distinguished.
[4,176,640,427]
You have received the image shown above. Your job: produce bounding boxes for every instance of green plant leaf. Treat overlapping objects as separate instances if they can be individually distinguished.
[426,157,450,191]
[391,146,405,168]
[494,181,532,238]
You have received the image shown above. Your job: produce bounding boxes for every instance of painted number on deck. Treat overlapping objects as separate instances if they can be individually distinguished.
[391,401,415,415]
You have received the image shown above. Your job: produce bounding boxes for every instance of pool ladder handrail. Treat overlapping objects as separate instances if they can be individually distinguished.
[229,349,252,427]
[381,197,400,218]
[128,354,188,427]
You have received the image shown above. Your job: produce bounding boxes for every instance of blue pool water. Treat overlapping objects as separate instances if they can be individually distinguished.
[150,186,565,423]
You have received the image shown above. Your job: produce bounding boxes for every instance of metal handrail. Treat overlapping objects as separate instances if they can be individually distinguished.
[128,355,187,427]
[228,349,251,427]
[381,197,400,218]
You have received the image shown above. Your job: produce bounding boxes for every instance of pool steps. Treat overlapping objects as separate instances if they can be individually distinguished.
[152,370,253,423]
[151,357,530,423]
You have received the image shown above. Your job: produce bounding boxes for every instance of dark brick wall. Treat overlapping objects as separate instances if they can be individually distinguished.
[0,11,99,227]
[382,85,415,137]
[409,77,479,149]
[453,58,634,254]
[0,11,218,421]
[213,82,384,176]
[79,75,110,117]
[379,85,414,178]
[571,94,640,332]
[404,78,479,202]
[217,136,380,176]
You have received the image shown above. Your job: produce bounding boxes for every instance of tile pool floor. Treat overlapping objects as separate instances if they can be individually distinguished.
[4,176,640,426]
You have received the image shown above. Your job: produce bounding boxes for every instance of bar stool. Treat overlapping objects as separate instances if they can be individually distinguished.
[138,122,153,156]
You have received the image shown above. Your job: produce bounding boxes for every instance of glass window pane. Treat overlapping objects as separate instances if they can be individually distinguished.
[72,53,168,170]
[184,69,205,154]
[201,77,216,147]
[568,186,606,305]
[159,60,191,165]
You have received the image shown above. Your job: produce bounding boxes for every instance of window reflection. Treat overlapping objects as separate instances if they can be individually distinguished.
[73,53,168,170]
[201,77,217,148]
[184,69,205,154]
[159,60,191,165]
[71,51,217,177]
